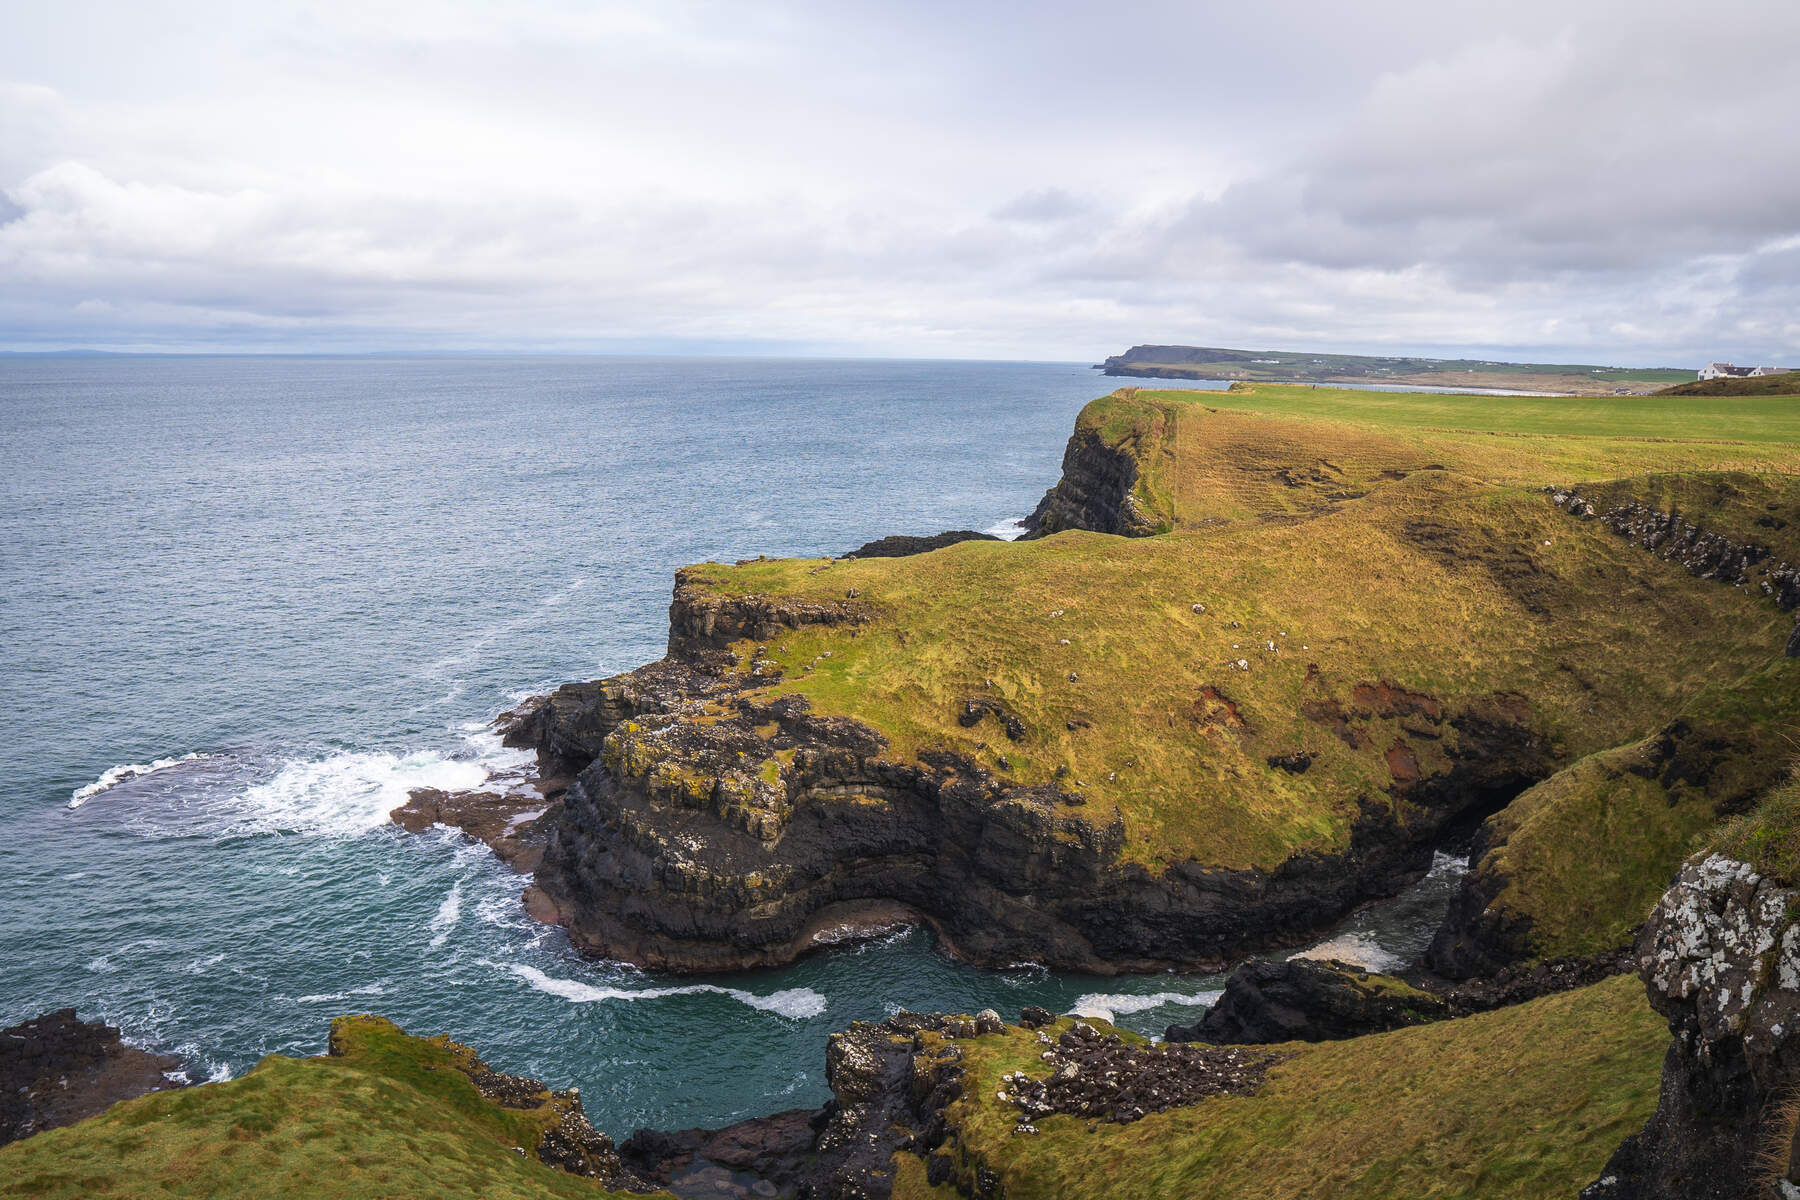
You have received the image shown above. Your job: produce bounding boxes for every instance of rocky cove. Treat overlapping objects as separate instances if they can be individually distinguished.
[12,374,1800,1199]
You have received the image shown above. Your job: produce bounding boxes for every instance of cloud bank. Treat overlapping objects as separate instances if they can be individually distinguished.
[1,0,1795,362]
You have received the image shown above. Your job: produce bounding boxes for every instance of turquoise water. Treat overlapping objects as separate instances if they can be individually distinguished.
[0,356,1456,1135]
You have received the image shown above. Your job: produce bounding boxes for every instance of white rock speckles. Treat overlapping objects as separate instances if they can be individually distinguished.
[1642,853,1800,1050]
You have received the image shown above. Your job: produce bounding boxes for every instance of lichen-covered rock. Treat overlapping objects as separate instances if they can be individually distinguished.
[1583,854,1800,1200]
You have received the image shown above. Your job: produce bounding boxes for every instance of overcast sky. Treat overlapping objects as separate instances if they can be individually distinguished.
[2,0,1796,363]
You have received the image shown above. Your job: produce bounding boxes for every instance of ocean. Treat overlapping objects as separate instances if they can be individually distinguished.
[0,355,1458,1134]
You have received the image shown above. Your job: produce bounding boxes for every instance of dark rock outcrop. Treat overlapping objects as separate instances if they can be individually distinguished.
[1002,1019,1284,1127]
[1429,714,1792,980]
[623,1011,978,1200]
[524,626,1554,973]
[1549,486,1800,615]
[1435,950,1634,1017]
[845,531,1000,558]
[665,567,873,658]
[1021,421,1162,538]
[0,1009,185,1146]
[1164,958,1446,1045]
[1582,855,1800,1200]
[390,787,557,873]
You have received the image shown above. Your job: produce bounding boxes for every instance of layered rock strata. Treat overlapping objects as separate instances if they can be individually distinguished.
[510,574,1553,972]
[1020,416,1162,537]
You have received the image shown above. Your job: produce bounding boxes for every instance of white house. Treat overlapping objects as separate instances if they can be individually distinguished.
[1699,361,1790,380]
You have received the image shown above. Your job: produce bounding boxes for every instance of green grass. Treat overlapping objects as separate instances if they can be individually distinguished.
[0,1016,661,1200]
[924,975,1664,1200]
[1474,658,1800,958]
[692,454,1793,869]
[1161,383,1800,447]
[1717,771,1800,883]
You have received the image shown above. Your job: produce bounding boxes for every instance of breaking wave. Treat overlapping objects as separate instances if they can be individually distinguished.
[68,753,213,808]
[1066,990,1222,1022]
[494,962,828,1020]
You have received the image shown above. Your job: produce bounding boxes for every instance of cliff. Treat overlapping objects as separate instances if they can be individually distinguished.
[501,386,1800,975]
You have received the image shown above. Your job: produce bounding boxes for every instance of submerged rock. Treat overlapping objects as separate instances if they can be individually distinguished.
[0,1009,185,1147]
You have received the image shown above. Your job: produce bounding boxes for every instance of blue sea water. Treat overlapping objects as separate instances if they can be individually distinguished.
[0,356,1458,1135]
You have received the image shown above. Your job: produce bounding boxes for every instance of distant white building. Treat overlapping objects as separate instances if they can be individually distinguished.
[1699,361,1790,380]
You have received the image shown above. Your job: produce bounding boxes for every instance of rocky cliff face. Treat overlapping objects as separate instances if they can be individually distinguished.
[1020,424,1161,538]
[1583,854,1800,1200]
[0,1009,185,1147]
[517,570,1554,974]
[1549,486,1800,616]
[624,1010,982,1200]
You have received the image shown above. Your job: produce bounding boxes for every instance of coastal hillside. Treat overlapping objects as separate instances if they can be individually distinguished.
[510,383,1800,977]
[1656,373,1800,397]
[0,1016,663,1200]
[1099,346,1692,395]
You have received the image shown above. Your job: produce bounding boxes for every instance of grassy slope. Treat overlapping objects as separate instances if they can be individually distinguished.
[1658,375,1800,398]
[690,387,1800,870]
[0,1016,660,1200]
[1718,770,1800,883]
[1475,658,1800,958]
[919,975,1663,1200]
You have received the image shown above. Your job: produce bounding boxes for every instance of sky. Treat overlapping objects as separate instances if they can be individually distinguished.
[1,0,1796,363]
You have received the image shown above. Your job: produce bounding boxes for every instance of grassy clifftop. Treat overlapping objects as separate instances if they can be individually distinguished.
[899,975,1665,1200]
[0,1016,662,1200]
[686,386,1800,871]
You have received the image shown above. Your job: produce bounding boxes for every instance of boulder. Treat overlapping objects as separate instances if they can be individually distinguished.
[1583,854,1800,1199]
[1165,958,1446,1045]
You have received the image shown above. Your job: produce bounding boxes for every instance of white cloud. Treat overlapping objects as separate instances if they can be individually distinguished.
[0,0,1795,362]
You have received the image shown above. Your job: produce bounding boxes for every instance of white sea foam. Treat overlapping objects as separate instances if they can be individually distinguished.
[230,750,491,837]
[494,962,827,1020]
[1067,990,1222,1022]
[68,753,212,808]
[292,983,388,1004]
[429,881,464,949]
[1428,851,1470,879]
[985,517,1029,541]
[1289,932,1405,972]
